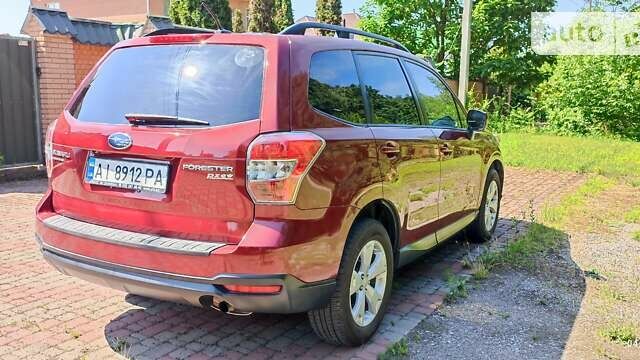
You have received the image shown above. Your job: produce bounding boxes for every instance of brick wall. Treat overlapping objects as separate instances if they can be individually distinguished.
[22,15,112,140]
[37,33,76,137]
[73,42,110,86]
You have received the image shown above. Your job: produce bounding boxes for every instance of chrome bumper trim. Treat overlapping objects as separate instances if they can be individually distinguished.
[42,214,225,256]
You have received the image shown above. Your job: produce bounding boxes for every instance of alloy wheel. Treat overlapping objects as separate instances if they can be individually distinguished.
[349,240,387,327]
[484,180,499,231]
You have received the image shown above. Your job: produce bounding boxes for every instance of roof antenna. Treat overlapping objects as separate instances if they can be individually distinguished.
[200,1,224,30]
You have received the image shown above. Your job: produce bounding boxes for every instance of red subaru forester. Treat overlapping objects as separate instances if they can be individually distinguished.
[35,23,503,346]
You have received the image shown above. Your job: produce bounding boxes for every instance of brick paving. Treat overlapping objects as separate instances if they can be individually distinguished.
[0,168,586,360]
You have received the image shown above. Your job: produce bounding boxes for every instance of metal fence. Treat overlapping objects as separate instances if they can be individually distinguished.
[0,35,41,166]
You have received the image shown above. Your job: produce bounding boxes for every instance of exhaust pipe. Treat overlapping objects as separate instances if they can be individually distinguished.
[201,296,253,316]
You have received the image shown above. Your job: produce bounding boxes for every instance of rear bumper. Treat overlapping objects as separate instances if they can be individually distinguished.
[37,236,336,314]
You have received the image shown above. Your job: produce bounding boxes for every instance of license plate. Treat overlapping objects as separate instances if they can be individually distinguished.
[85,156,169,193]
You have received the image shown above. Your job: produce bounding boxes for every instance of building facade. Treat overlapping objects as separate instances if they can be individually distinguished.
[30,0,250,25]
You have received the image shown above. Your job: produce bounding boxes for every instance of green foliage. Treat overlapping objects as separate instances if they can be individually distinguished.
[0,153,3,166]
[169,0,232,30]
[471,0,555,92]
[499,224,564,268]
[537,56,640,140]
[625,207,640,223]
[316,0,343,26]
[599,324,638,346]
[499,133,640,185]
[379,338,408,359]
[360,0,554,91]
[467,92,537,133]
[444,271,469,302]
[360,0,461,76]
[232,8,244,32]
[247,0,276,33]
[273,0,294,32]
[471,261,489,280]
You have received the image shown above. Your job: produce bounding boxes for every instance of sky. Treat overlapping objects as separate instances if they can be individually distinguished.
[0,0,585,36]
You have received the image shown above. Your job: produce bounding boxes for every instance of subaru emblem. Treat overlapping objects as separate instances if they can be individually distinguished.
[107,133,132,150]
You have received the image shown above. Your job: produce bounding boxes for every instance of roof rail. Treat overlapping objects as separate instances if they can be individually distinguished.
[279,22,410,53]
[144,27,230,37]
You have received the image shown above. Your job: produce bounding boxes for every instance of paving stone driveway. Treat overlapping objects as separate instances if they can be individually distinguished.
[0,168,585,360]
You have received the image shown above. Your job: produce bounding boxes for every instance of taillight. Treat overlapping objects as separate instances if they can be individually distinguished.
[246,132,325,204]
[44,120,57,178]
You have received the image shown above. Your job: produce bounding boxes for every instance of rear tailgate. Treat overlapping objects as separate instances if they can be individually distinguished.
[47,35,290,244]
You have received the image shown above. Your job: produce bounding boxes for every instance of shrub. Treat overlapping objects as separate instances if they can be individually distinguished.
[467,92,537,133]
[537,56,640,140]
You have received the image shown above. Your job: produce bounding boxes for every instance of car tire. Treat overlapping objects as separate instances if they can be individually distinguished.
[467,168,502,243]
[308,218,394,346]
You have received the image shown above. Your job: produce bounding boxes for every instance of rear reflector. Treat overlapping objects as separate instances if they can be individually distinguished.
[223,285,282,294]
[246,132,325,204]
[44,120,57,178]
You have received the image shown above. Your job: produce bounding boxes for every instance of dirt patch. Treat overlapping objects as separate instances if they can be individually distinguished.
[406,232,584,360]
[562,183,640,360]
[405,182,640,360]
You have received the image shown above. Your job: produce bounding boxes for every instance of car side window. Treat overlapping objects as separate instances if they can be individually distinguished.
[309,50,366,124]
[405,62,462,128]
[355,54,421,126]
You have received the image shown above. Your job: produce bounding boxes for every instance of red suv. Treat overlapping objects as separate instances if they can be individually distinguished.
[36,23,503,346]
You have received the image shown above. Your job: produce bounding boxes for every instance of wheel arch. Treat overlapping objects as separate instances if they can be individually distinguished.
[351,199,401,268]
[490,158,504,187]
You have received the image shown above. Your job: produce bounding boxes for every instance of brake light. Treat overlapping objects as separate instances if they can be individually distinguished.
[246,132,325,204]
[223,284,282,294]
[44,120,57,178]
[148,34,212,43]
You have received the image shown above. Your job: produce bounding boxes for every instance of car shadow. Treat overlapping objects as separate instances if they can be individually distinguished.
[102,217,586,359]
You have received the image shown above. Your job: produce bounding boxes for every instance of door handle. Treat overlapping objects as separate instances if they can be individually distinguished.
[380,141,400,157]
[440,144,454,156]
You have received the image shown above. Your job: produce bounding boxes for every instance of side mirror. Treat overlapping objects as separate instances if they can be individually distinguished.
[467,110,487,132]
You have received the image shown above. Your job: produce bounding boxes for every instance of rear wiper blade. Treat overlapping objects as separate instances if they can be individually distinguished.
[125,114,210,126]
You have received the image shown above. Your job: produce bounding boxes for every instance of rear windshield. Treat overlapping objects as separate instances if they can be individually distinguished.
[71,44,265,126]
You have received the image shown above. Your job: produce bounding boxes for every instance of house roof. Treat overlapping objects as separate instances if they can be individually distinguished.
[28,7,144,45]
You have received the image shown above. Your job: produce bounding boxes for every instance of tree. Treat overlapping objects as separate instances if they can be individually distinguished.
[169,0,232,30]
[316,0,343,26]
[232,9,244,32]
[360,0,555,101]
[360,0,461,76]
[274,0,294,32]
[247,0,276,33]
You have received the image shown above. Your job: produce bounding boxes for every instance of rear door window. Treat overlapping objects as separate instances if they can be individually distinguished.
[355,54,420,126]
[72,45,265,126]
[308,50,366,124]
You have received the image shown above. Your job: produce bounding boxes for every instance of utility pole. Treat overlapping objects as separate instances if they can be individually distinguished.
[458,0,473,104]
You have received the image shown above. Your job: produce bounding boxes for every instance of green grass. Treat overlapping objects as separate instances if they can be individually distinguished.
[633,231,640,242]
[599,324,639,346]
[379,339,409,359]
[478,223,565,270]
[541,177,615,226]
[471,261,490,280]
[625,207,640,223]
[499,133,640,184]
[600,285,627,303]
